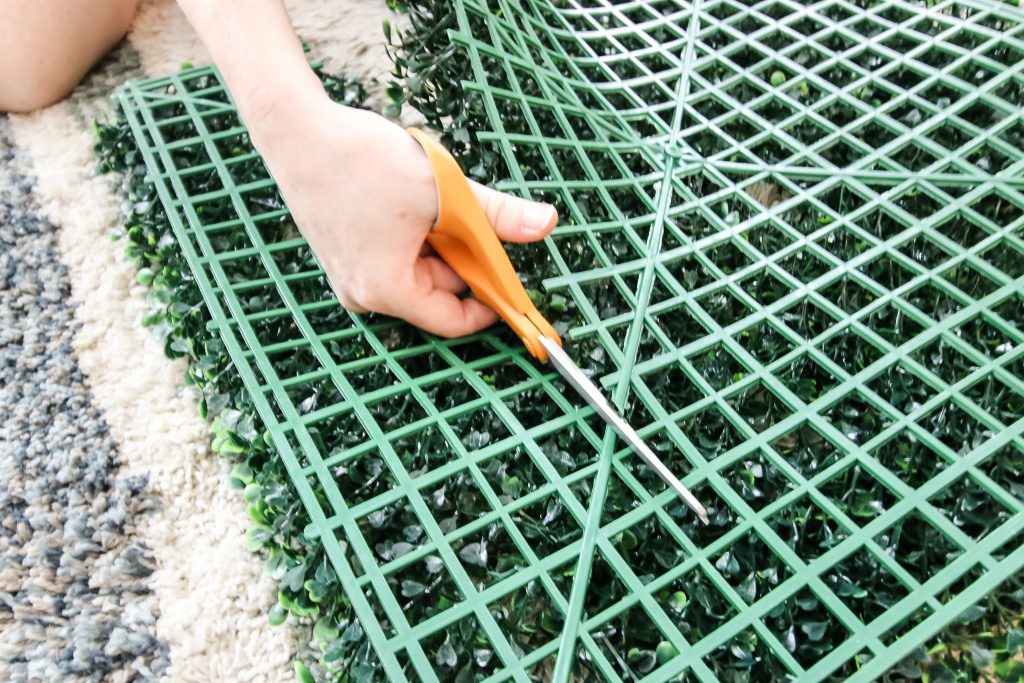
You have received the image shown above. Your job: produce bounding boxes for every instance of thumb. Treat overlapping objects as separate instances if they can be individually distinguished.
[470,180,557,243]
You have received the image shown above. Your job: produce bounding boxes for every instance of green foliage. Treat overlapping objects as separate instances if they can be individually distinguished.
[95,0,1024,680]
[385,0,1024,680]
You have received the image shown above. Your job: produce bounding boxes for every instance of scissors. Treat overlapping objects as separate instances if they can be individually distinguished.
[408,128,709,524]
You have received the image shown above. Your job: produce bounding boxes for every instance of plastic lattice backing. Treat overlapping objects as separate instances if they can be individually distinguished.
[114,0,1024,680]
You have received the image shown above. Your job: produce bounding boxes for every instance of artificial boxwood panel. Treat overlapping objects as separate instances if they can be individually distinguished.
[109,0,1024,680]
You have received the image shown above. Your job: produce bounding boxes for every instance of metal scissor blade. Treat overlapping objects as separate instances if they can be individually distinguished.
[538,336,710,524]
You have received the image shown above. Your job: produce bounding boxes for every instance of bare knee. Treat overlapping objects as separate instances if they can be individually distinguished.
[0,0,139,112]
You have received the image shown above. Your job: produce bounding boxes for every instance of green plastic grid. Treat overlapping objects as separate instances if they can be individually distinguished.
[113,0,1024,680]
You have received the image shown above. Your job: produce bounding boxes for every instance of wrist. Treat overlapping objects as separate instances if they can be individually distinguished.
[237,68,327,148]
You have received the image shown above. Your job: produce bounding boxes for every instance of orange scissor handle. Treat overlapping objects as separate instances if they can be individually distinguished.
[407,128,561,362]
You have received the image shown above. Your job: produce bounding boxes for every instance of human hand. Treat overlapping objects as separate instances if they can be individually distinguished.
[175,0,556,336]
[253,97,558,337]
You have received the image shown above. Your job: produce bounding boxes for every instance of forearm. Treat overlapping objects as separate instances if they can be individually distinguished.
[176,0,329,147]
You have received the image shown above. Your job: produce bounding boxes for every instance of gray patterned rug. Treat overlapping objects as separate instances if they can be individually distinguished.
[0,117,167,681]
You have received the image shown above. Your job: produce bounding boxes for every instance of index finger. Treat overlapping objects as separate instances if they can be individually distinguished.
[393,288,499,338]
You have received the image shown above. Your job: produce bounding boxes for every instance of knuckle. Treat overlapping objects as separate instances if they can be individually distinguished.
[483,189,502,226]
[351,281,385,312]
[336,292,359,311]
[333,278,374,312]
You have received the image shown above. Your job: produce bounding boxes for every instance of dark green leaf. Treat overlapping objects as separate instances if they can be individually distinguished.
[436,639,458,668]
[800,621,827,641]
[1007,628,1024,654]
[402,580,427,597]
[459,542,488,567]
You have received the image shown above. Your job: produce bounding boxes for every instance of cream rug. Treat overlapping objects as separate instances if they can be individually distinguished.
[0,2,406,680]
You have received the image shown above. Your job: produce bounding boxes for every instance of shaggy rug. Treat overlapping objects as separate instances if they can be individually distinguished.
[0,2,407,680]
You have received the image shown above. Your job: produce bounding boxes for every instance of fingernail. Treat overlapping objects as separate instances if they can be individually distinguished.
[523,204,556,235]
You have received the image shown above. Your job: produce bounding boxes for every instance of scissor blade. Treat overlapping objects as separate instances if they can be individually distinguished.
[538,337,709,524]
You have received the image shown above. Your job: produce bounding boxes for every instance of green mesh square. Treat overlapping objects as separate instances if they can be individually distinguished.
[112,0,1024,680]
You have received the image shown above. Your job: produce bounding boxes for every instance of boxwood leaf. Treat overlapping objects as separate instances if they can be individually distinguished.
[436,639,458,668]
[459,542,488,567]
